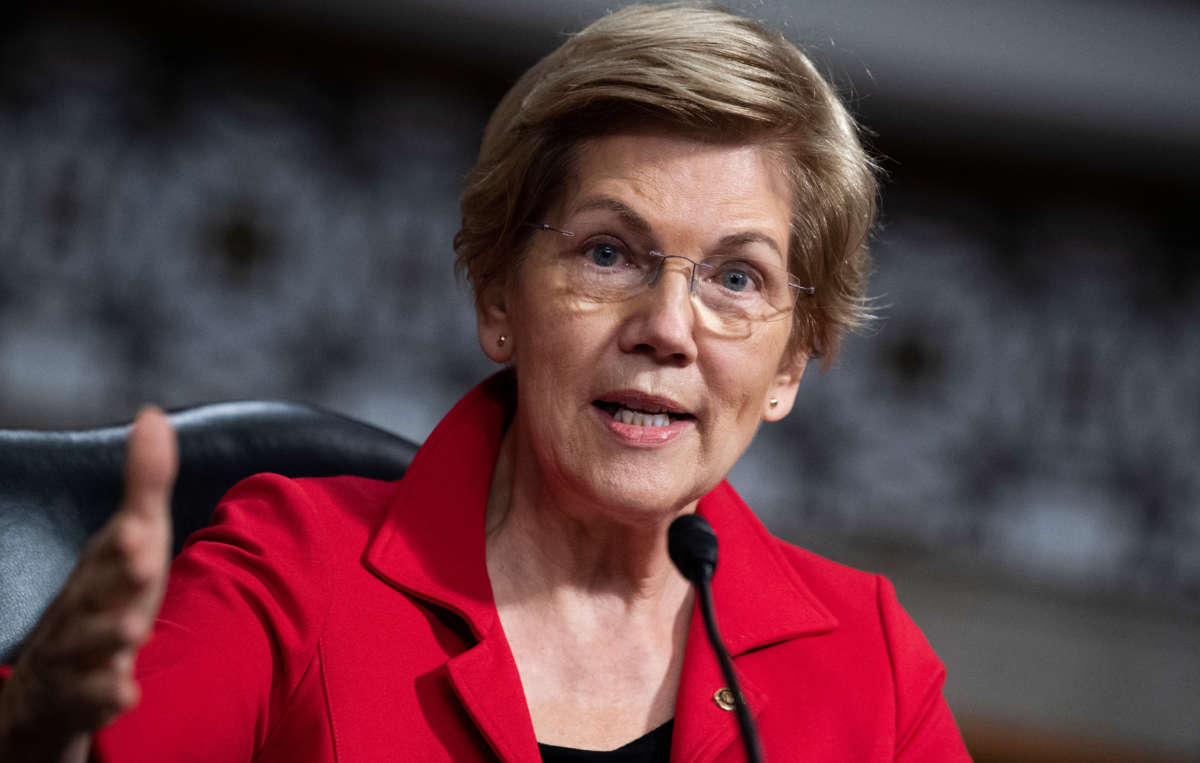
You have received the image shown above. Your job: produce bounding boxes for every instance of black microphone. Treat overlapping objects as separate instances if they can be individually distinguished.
[668,514,765,763]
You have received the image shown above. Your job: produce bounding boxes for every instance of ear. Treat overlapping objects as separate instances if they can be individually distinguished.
[476,280,515,364]
[762,354,807,422]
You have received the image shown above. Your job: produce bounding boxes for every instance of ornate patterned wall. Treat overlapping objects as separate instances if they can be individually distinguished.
[2,13,1197,620]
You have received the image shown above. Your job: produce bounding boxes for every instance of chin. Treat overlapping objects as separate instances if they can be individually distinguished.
[572,461,703,524]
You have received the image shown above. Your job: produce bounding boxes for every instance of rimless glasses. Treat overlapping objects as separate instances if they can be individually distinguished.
[528,222,814,337]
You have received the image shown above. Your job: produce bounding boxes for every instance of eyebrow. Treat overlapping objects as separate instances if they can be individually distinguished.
[570,197,653,235]
[718,231,783,257]
[568,196,784,257]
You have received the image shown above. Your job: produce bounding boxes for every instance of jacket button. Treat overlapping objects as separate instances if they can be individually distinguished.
[713,688,737,711]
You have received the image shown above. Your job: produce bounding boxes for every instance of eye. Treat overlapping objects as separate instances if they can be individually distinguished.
[713,262,761,293]
[720,268,750,292]
[588,242,621,268]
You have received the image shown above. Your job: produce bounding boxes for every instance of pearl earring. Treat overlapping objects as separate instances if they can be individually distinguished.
[497,335,507,347]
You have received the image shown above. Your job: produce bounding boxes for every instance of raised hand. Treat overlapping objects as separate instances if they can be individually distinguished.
[0,407,178,762]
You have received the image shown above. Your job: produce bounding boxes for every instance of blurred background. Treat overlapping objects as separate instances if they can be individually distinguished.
[2,0,1197,759]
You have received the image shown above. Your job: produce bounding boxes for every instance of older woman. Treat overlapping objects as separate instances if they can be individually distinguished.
[0,4,970,761]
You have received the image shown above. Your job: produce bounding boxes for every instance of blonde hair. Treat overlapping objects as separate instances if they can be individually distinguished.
[454,3,877,364]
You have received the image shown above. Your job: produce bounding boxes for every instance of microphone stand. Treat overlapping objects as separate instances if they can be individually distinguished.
[695,573,765,763]
[669,514,765,763]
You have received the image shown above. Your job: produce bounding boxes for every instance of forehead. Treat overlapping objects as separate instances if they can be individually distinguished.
[559,132,793,248]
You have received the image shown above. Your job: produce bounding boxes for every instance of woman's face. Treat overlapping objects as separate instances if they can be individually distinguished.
[479,132,805,522]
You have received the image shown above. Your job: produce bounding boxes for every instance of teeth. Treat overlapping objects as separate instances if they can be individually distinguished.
[614,407,671,427]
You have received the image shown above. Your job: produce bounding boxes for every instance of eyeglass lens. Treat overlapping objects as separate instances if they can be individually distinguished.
[530,223,808,331]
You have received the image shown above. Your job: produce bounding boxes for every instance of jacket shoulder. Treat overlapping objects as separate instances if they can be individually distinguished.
[769,538,939,666]
[200,472,401,541]
[770,537,961,756]
[771,539,881,604]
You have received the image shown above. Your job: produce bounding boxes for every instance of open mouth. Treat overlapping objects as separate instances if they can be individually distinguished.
[592,399,695,428]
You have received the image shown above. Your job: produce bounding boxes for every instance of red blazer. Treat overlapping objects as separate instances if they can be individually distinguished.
[15,375,971,761]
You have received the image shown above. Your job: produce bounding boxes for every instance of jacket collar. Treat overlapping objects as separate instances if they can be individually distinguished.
[697,481,838,654]
[672,484,838,763]
[363,371,515,641]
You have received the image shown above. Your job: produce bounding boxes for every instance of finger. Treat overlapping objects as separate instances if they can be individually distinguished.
[120,406,178,523]
[66,516,160,613]
[24,610,149,676]
[66,653,141,728]
[59,612,153,669]
[7,639,139,728]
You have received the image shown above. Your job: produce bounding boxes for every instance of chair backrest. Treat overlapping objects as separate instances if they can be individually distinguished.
[0,401,418,664]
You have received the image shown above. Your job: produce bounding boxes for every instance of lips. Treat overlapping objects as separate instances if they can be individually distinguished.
[593,390,695,429]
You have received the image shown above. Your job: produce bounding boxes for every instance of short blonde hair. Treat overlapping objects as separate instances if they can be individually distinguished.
[454,3,877,364]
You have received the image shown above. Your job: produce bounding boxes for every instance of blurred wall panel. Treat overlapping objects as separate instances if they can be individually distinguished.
[0,4,496,438]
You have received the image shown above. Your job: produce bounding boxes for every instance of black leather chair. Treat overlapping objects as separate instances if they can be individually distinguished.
[0,401,419,664]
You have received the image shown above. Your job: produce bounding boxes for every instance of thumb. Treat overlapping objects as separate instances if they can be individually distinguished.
[122,405,179,521]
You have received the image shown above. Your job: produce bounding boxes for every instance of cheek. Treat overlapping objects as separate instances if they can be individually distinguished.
[698,363,764,458]
[712,332,789,414]
[511,296,614,415]
[514,279,620,358]
[519,306,602,371]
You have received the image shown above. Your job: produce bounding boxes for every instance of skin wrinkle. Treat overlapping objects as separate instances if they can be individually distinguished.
[567,196,783,260]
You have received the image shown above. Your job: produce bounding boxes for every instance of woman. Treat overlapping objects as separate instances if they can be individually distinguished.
[0,4,971,761]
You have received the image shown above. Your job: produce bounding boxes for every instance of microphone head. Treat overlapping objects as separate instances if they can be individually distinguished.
[668,513,718,585]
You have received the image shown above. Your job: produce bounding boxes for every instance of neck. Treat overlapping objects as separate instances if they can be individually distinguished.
[484,419,695,749]
[485,422,693,622]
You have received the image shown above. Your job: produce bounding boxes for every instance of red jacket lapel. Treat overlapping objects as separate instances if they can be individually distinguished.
[671,483,838,762]
[363,373,540,761]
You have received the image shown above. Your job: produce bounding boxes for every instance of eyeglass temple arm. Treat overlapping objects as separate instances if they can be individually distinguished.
[527,222,575,237]
[786,274,815,295]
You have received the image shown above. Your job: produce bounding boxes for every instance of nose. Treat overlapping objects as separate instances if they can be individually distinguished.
[617,259,699,365]
[647,254,699,294]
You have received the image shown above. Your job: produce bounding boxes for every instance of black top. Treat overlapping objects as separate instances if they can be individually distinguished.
[538,720,673,763]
